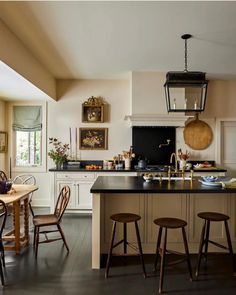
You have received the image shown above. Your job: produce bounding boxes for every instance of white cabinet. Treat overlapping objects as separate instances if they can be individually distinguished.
[53,172,95,213]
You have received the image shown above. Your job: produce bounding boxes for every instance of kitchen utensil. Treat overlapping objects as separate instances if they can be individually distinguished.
[184,114,213,150]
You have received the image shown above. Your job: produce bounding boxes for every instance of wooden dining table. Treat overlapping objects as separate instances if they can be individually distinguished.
[0,184,38,254]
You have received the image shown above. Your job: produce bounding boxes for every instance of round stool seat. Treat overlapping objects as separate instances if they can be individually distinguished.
[198,212,229,222]
[154,217,187,229]
[110,213,141,223]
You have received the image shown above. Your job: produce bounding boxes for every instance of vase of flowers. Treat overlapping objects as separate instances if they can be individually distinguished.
[48,138,70,169]
[122,146,135,169]
[178,149,190,169]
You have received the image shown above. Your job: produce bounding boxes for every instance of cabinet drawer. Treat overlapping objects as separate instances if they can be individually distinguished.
[56,173,95,180]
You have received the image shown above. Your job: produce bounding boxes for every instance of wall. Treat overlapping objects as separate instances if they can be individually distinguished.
[0,100,6,171]
[131,72,166,115]
[49,79,131,161]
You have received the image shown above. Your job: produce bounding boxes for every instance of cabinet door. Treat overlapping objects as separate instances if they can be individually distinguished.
[56,180,76,209]
[189,193,230,250]
[75,182,93,210]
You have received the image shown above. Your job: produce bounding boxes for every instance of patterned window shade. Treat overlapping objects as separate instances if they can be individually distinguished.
[13,106,42,131]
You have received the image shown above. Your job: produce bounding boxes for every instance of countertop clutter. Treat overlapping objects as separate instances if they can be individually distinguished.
[49,159,227,173]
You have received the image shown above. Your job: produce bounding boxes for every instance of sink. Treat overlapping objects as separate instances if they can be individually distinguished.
[153,176,192,181]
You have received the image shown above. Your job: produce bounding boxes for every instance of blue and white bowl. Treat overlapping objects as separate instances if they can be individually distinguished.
[201,176,218,183]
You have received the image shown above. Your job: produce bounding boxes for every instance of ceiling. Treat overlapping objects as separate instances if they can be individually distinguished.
[1,1,236,100]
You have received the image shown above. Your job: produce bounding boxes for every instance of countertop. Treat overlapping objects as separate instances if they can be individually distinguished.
[49,167,227,173]
[90,176,236,194]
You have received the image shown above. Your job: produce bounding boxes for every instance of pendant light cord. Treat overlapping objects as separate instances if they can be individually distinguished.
[184,38,188,72]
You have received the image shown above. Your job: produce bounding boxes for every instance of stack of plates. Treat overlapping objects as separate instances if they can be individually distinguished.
[199,176,231,187]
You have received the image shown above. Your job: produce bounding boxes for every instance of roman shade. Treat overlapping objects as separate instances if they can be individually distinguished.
[13,106,42,131]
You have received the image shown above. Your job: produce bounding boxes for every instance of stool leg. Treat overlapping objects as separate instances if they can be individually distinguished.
[204,220,210,265]
[134,221,146,278]
[105,221,117,278]
[159,227,167,294]
[196,220,206,277]
[182,227,193,281]
[154,226,163,272]
[224,220,236,274]
[123,223,127,254]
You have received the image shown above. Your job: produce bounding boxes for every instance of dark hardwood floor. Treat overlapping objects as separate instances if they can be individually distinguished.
[1,209,236,294]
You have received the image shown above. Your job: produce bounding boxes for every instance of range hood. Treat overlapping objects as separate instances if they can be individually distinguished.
[127,72,194,127]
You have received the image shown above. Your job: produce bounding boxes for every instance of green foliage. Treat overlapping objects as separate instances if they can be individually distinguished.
[48,138,70,165]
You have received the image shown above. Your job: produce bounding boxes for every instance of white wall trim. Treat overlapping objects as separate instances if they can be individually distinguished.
[124,114,193,127]
[215,117,236,165]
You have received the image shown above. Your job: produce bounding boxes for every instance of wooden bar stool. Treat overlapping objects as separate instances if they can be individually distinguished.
[195,212,236,277]
[153,217,193,294]
[105,213,146,278]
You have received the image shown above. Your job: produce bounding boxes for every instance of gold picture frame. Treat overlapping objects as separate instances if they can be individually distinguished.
[0,132,7,153]
[79,128,108,150]
[82,96,104,123]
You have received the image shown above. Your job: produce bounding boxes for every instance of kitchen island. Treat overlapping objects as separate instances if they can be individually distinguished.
[91,176,236,269]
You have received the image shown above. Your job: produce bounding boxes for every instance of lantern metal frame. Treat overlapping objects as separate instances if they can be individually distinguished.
[164,34,208,113]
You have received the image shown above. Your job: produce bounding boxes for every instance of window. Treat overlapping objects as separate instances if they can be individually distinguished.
[10,103,46,172]
[15,130,41,166]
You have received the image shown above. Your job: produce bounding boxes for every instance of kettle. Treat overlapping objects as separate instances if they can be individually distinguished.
[138,159,147,169]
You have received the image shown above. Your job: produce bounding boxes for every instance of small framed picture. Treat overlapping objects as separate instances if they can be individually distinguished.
[82,96,104,123]
[79,128,108,150]
[0,132,7,153]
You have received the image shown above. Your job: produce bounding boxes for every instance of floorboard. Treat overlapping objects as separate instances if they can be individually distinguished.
[1,209,236,294]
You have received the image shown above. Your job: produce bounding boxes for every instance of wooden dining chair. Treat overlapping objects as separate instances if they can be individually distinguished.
[0,200,7,285]
[33,185,71,258]
[0,171,7,181]
[13,174,36,216]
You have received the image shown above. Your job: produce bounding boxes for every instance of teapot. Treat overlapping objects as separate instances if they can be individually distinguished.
[138,159,147,169]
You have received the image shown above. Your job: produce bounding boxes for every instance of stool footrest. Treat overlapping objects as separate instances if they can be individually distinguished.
[111,253,141,257]
[161,248,186,256]
[207,239,229,251]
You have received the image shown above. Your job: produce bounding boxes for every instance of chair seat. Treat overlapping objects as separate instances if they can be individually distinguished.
[33,214,58,226]
[154,217,187,228]
[197,212,229,221]
[110,213,141,223]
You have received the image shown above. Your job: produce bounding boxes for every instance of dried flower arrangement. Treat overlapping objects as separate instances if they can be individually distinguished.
[122,146,135,160]
[178,149,190,160]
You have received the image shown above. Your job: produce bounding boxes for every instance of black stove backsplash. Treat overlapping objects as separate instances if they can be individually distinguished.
[132,126,176,165]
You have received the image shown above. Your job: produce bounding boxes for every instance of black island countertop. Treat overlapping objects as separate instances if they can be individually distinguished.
[90,176,236,194]
[49,167,227,173]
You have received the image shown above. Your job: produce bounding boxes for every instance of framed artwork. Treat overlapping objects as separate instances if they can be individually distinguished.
[79,128,108,150]
[82,96,104,123]
[0,132,7,153]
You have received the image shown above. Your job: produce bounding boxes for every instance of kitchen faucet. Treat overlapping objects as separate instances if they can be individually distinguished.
[170,153,178,172]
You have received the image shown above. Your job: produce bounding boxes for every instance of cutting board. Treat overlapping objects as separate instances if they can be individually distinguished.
[184,115,213,150]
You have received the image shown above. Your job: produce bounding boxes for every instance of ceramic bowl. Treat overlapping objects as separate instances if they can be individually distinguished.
[143,175,153,182]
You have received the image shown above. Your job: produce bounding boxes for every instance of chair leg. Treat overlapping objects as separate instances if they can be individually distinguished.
[134,221,146,278]
[182,227,193,281]
[0,259,5,286]
[33,226,36,249]
[123,223,127,254]
[154,227,163,272]
[105,221,116,278]
[224,220,236,273]
[204,220,210,265]
[196,220,206,277]
[57,224,69,252]
[0,241,5,267]
[29,202,34,217]
[35,226,40,258]
[159,227,167,294]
